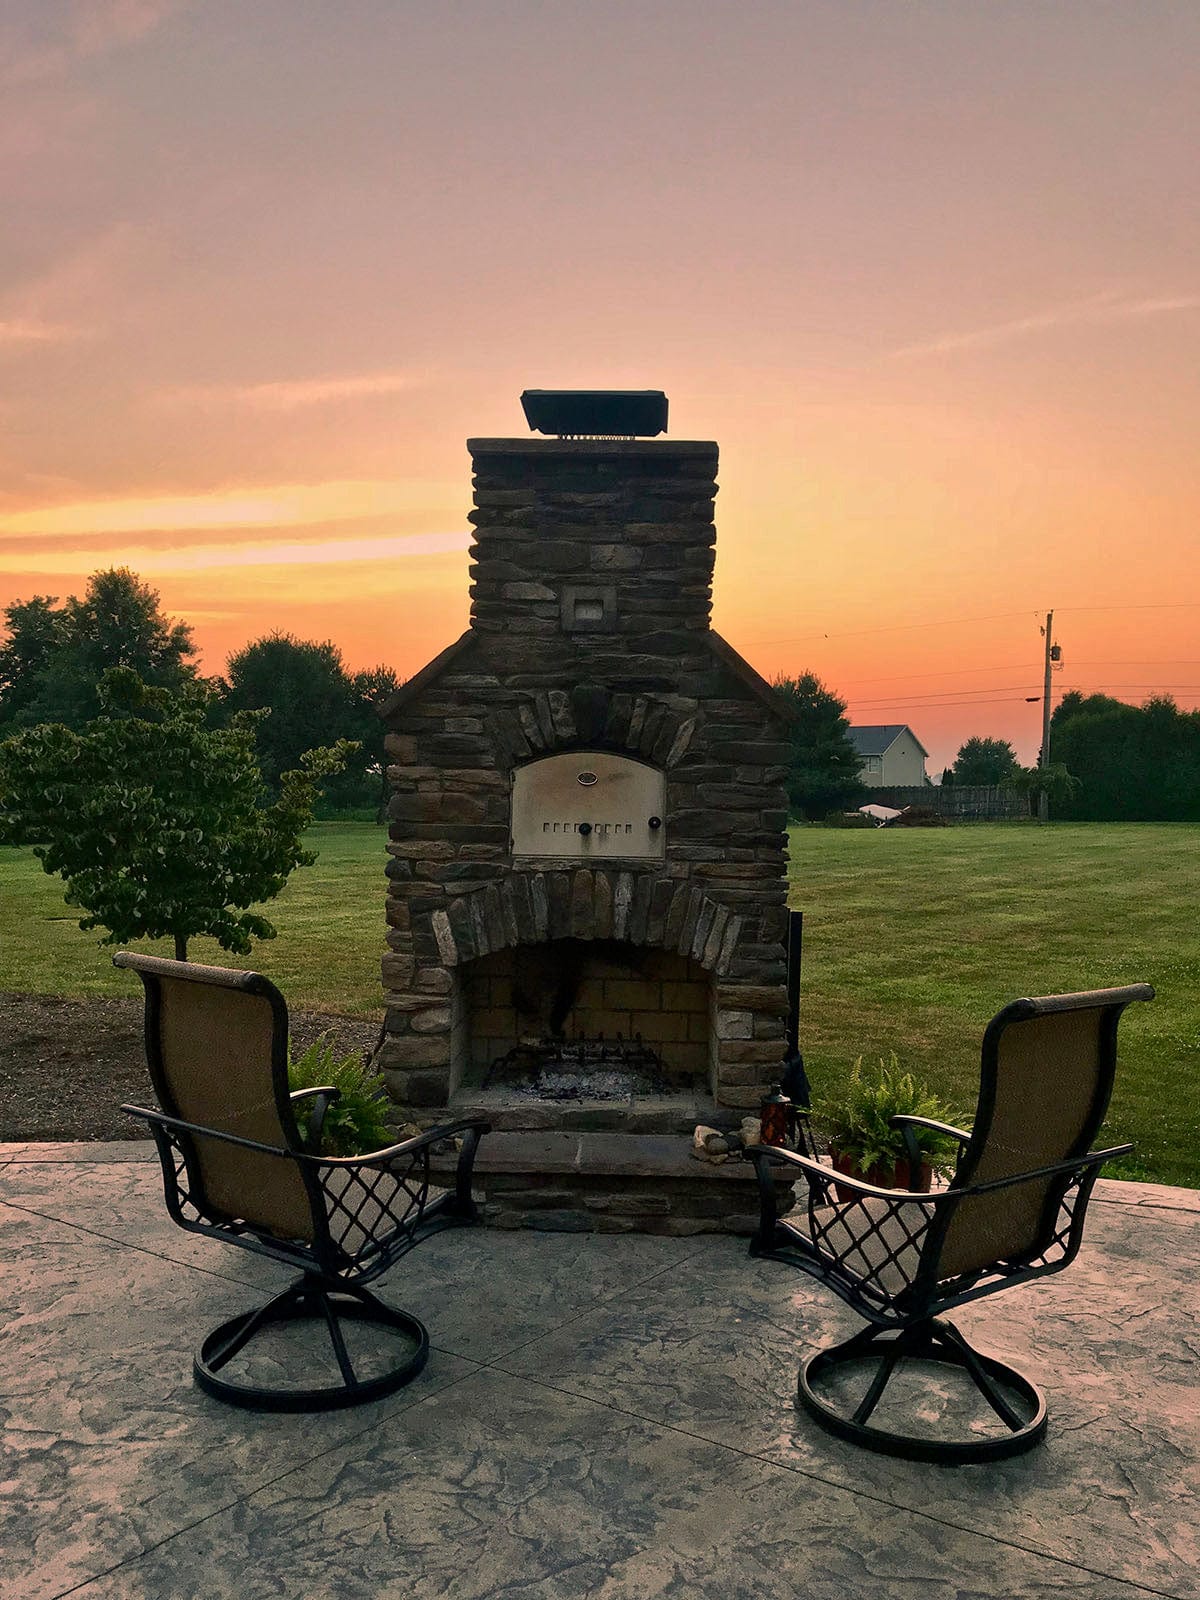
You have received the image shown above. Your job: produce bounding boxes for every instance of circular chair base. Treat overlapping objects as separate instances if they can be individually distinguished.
[195,1283,429,1413]
[798,1318,1048,1464]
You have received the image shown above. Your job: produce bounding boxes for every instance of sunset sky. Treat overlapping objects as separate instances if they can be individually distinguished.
[2,0,1198,773]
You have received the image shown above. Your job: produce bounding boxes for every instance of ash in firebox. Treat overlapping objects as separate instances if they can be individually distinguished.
[483,1036,670,1101]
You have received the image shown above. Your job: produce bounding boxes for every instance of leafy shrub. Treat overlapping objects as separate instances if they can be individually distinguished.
[822,810,873,829]
[815,1054,963,1177]
[287,1034,393,1156]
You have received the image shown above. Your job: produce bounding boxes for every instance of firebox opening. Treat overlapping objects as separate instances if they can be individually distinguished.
[456,938,712,1102]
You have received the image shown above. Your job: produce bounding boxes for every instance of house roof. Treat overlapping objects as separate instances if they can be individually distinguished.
[848,724,929,758]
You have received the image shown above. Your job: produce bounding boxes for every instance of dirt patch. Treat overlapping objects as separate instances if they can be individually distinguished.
[0,991,385,1143]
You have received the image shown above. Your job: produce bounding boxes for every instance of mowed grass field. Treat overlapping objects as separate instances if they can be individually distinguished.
[2,821,1196,1186]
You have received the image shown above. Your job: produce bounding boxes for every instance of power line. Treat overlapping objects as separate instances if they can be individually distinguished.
[1058,603,1200,615]
[742,609,1037,648]
[848,689,1200,716]
[742,600,1200,650]
[838,659,1200,691]
[837,661,1033,685]
[845,697,1042,711]
[838,659,1200,687]
[849,682,1200,707]
[851,683,1039,703]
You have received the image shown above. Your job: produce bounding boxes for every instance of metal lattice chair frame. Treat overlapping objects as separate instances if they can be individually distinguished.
[748,984,1153,1464]
[115,951,490,1413]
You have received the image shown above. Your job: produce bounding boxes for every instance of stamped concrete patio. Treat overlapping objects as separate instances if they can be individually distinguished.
[2,1140,1197,1600]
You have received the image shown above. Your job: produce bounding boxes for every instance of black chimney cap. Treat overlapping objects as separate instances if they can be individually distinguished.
[520,390,668,438]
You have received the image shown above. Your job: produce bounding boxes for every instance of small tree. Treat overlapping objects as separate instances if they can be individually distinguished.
[772,672,864,820]
[951,735,1019,786]
[0,669,354,959]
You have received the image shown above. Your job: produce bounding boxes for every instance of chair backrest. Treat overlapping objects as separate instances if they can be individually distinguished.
[935,984,1153,1281]
[115,952,316,1242]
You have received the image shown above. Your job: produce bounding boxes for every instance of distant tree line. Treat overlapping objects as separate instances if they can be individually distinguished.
[1049,692,1200,821]
[0,568,400,816]
[942,696,1200,821]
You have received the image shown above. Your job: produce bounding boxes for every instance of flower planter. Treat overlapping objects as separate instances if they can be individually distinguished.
[830,1150,932,1204]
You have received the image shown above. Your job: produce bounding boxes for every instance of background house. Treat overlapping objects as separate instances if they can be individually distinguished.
[849,724,929,788]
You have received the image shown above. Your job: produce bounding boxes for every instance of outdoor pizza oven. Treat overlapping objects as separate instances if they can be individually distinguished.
[376,396,794,1231]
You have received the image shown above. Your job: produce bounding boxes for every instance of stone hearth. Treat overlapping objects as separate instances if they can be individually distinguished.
[378,432,795,1231]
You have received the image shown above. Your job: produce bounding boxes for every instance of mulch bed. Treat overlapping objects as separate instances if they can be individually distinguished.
[0,991,384,1143]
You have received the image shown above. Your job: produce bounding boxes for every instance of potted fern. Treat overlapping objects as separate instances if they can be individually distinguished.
[816,1055,963,1198]
[288,1033,395,1156]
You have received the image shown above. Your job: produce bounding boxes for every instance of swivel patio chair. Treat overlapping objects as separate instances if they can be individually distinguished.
[748,984,1153,1463]
[115,951,489,1413]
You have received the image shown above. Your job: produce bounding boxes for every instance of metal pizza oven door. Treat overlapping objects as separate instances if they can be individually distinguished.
[510,752,665,862]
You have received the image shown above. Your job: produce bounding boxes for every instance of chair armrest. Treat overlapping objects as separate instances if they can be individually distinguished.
[755,1141,1133,1203]
[889,1113,972,1179]
[320,1116,491,1168]
[121,1105,491,1170]
[123,1104,296,1159]
[749,1143,937,1200]
[889,1114,971,1144]
[289,1086,342,1154]
[959,1143,1132,1197]
[348,1117,491,1220]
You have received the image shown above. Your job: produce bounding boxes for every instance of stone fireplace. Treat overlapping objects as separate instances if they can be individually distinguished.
[377,419,794,1232]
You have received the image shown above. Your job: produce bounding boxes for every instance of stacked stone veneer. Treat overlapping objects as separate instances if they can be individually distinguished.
[380,438,792,1120]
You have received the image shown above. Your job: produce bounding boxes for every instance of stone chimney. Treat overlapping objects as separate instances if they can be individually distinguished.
[468,439,717,669]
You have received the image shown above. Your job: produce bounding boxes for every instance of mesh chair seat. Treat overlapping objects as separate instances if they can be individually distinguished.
[807,1194,933,1302]
[749,984,1153,1464]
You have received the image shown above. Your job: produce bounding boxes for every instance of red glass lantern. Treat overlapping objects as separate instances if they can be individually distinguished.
[759,1087,793,1147]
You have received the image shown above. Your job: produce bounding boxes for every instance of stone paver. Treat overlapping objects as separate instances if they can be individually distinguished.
[2,1146,1196,1600]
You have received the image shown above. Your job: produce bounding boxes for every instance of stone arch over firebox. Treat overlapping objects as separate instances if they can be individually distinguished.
[485,683,699,772]
[426,869,742,977]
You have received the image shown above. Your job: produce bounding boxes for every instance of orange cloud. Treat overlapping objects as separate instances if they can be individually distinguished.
[1,0,182,86]
[161,371,418,411]
[0,530,469,577]
[0,317,80,343]
[893,291,1200,358]
[0,479,460,539]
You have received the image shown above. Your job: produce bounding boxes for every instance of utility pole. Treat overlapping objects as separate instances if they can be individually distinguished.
[1037,611,1056,823]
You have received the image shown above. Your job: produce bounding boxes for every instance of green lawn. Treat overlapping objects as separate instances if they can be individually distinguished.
[786,822,1199,1189]
[2,820,1196,1186]
[0,823,389,1015]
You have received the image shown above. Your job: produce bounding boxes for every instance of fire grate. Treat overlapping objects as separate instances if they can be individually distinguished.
[483,1033,670,1101]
